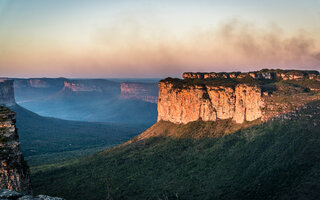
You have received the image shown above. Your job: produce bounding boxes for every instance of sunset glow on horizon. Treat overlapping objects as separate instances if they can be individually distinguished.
[0,0,320,78]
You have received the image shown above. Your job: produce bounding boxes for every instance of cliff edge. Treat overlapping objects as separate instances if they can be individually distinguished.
[0,106,31,193]
[0,80,15,107]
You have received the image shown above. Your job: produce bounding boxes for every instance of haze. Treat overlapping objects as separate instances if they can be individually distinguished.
[0,0,320,78]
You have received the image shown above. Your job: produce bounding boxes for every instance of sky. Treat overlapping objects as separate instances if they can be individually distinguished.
[0,0,320,78]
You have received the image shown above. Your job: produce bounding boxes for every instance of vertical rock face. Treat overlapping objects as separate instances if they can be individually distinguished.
[157,82,264,124]
[157,83,214,123]
[0,81,15,107]
[233,85,264,123]
[0,106,31,193]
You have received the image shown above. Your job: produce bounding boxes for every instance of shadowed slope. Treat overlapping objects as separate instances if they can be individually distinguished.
[9,104,147,167]
[31,101,320,200]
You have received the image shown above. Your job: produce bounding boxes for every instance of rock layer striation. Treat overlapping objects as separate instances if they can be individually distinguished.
[158,82,264,124]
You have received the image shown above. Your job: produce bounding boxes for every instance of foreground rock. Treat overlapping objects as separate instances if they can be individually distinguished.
[0,189,65,200]
[0,106,31,193]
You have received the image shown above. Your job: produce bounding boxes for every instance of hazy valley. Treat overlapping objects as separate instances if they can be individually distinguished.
[1,69,319,199]
[0,78,159,168]
[12,78,159,124]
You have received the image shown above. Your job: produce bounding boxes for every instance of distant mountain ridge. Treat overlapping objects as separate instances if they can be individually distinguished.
[0,77,159,124]
[120,82,158,103]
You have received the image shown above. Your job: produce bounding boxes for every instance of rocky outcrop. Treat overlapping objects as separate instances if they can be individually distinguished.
[0,81,15,107]
[0,189,65,200]
[158,70,320,124]
[0,106,31,193]
[120,82,158,103]
[158,82,264,124]
[183,69,320,81]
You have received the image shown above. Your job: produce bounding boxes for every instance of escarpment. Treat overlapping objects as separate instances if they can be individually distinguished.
[0,80,15,107]
[0,106,31,193]
[158,82,265,124]
[120,82,158,103]
[158,69,320,124]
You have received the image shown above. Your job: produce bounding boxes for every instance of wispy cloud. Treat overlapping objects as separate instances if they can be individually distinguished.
[91,18,320,74]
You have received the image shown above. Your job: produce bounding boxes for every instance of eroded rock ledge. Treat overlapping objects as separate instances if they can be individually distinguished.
[158,69,320,124]
[183,69,320,81]
[0,106,31,193]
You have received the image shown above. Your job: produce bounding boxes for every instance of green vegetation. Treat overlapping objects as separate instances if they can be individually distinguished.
[259,68,319,75]
[161,77,249,90]
[162,69,320,94]
[31,101,320,200]
[281,79,320,90]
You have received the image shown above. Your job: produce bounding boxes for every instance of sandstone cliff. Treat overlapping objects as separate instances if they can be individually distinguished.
[0,106,31,193]
[158,70,320,124]
[158,82,265,124]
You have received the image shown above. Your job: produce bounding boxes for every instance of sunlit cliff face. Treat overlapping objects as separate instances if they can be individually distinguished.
[0,1,320,78]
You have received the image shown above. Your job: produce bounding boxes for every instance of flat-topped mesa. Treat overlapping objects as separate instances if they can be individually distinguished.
[158,82,264,124]
[183,69,320,81]
[0,80,15,106]
[158,69,320,124]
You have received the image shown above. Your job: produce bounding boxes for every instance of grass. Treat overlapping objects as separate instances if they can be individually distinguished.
[31,101,320,200]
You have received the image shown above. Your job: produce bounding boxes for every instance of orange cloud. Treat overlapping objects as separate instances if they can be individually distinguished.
[1,19,320,77]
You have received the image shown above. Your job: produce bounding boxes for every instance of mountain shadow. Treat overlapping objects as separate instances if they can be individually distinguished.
[9,104,147,167]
